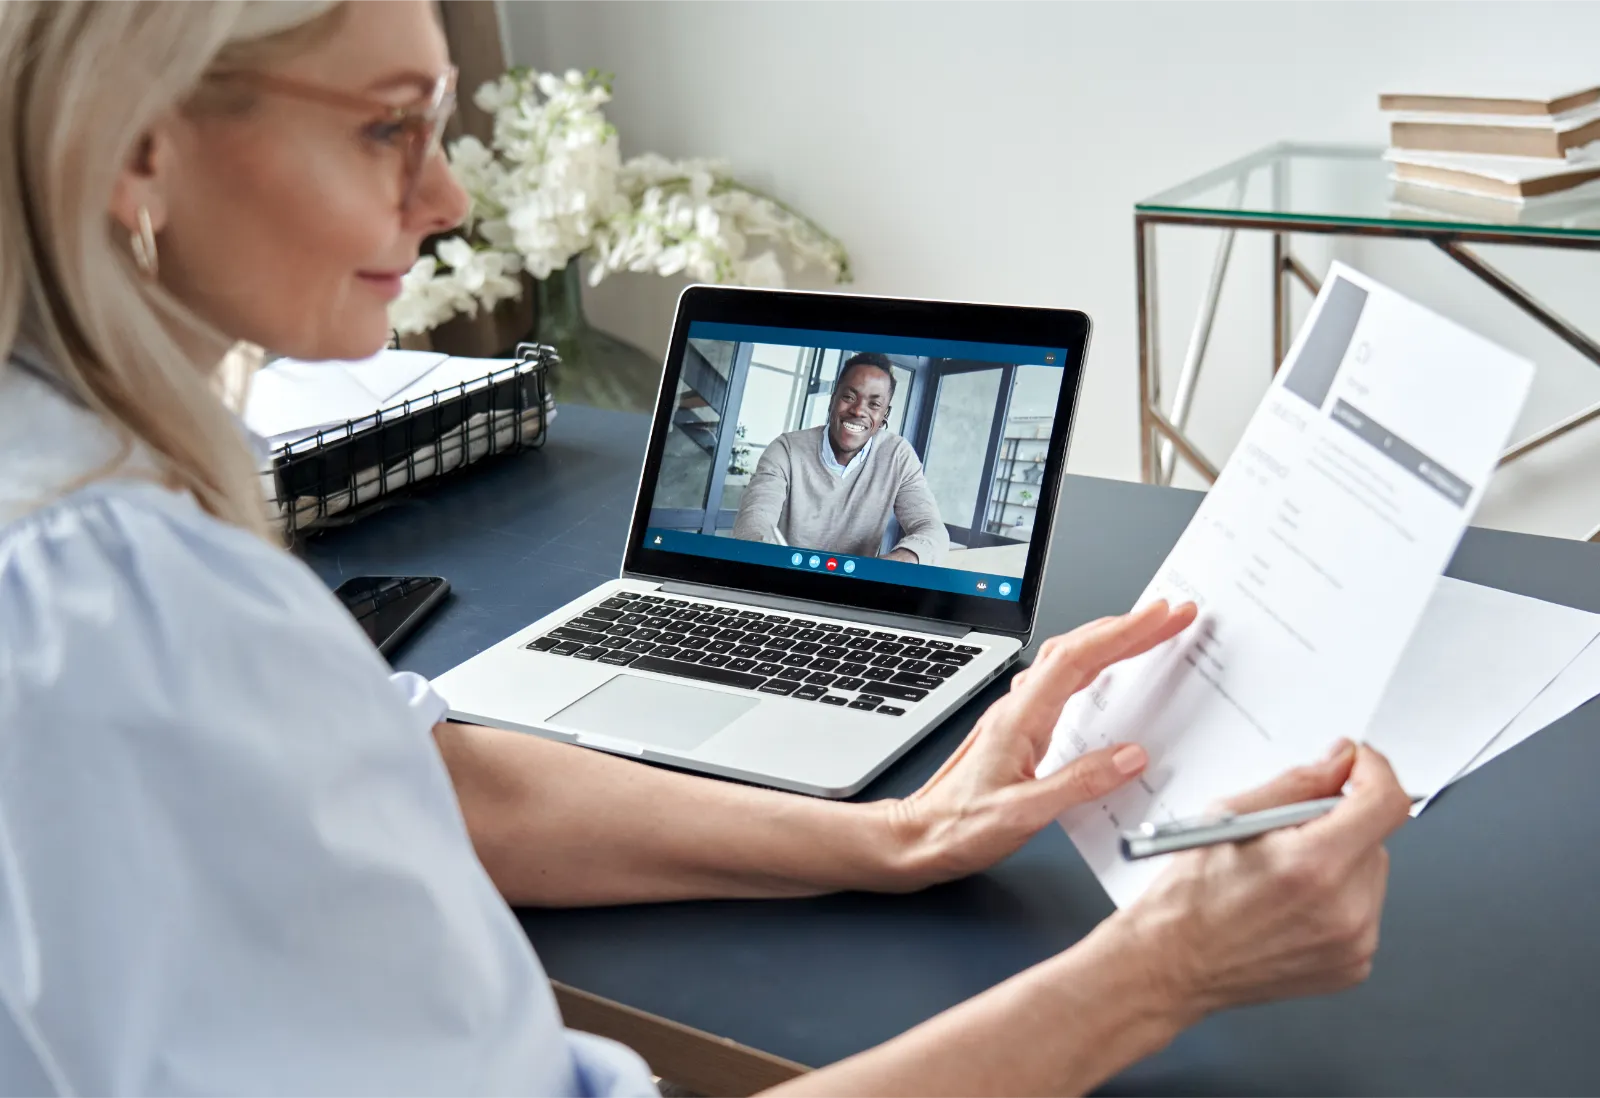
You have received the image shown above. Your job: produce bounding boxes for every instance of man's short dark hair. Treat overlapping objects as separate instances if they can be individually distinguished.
[834,352,896,400]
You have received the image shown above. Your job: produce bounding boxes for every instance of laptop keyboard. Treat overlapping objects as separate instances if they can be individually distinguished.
[524,590,985,716]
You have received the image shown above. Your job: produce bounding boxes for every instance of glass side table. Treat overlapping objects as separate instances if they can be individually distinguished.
[1135,142,1600,530]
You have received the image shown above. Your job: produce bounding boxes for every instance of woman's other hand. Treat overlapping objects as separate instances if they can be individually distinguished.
[1119,740,1412,1019]
[882,599,1197,889]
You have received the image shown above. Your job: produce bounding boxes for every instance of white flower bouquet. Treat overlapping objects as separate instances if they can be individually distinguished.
[391,68,852,337]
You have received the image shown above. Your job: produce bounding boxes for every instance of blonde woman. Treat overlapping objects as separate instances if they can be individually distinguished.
[0,2,1412,1094]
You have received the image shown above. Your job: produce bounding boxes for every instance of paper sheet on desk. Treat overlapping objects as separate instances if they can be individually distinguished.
[1455,632,1600,783]
[1039,263,1534,908]
[1364,578,1600,813]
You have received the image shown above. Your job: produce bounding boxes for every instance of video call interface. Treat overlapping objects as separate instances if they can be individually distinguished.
[642,321,1070,601]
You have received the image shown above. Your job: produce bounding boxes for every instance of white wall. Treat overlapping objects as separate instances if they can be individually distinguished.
[502,1,1600,539]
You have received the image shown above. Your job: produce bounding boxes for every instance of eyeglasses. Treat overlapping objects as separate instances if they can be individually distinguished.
[205,66,458,210]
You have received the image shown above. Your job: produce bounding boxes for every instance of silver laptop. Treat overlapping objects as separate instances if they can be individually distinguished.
[434,287,1090,797]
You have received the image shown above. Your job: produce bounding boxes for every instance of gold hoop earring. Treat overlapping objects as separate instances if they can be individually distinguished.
[130,206,159,278]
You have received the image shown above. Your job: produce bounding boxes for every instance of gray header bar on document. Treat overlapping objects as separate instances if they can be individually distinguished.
[1329,399,1472,508]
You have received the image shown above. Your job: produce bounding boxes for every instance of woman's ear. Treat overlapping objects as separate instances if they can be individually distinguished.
[109,127,174,236]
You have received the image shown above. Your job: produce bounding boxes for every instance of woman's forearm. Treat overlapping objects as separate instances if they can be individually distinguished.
[766,913,1191,1097]
[433,720,918,907]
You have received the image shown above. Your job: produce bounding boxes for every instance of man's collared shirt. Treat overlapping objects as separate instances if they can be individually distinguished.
[819,427,874,478]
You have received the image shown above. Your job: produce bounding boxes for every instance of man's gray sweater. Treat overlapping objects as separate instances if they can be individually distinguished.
[730,426,949,564]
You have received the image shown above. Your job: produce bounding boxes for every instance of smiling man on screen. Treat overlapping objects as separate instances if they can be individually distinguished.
[732,353,948,564]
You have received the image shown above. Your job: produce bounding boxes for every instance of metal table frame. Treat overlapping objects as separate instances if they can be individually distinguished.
[1135,143,1600,540]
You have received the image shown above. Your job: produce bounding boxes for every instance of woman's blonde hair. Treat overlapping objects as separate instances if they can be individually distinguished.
[0,1,347,538]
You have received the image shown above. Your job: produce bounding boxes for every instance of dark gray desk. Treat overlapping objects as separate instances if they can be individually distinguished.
[302,404,1600,1097]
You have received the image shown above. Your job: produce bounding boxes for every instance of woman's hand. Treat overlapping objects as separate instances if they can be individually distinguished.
[1116,741,1412,1020]
[882,600,1197,890]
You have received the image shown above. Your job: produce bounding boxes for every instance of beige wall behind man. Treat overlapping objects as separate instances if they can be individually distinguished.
[501,1,1600,539]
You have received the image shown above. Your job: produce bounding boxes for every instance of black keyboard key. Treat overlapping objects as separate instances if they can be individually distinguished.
[790,641,822,655]
[598,598,633,610]
[872,654,903,668]
[834,676,866,691]
[868,683,929,702]
[858,695,885,704]
[619,612,648,625]
[861,666,895,682]
[810,659,840,673]
[601,638,631,652]
[819,645,851,660]
[820,695,849,706]
[727,644,759,658]
[738,610,765,619]
[846,637,876,650]
[606,624,637,637]
[549,626,609,645]
[632,628,662,641]
[570,616,614,632]
[955,644,983,654]
[877,705,906,716]
[705,640,736,654]
[626,654,765,688]
[663,599,688,607]
[806,672,838,686]
[573,646,607,661]
[673,649,703,663]
[763,614,792,623]
[843,627,869,636]
[793,619,818,629]
[901,659,930,673]
[637,595,664,604]
[818,623,843,633]
[838,662,870,678]
[872,642,905,656]
[929,663,958,679]
[728,658,757,672]
[624,641,657,654]
[753,661,783,676]
[699,653,731,667]
[891,671,943,690]
[902,646,933,661]
[768,625,799,638]
[586,607,625,621]
[741,620,773,634]
[700,614,729,627]
[793,684,828,700]
[795,629,827,643]
[671,608,701,620]
[763,637,796,651]
[677,635,710,650]
[781,652,814,667]
[525,636,559,652]
[848,698,878,710]
[926,640,954,650]
[759,679,800,695]
[870,631,897,641]
[690,625,719,638]
[659,631,688,646]
[775,665,808,681]
[653,645,682,660]
[927,650,973,666]
[715,628,746,642]
[599,653,637,666]
[643,617,673,630]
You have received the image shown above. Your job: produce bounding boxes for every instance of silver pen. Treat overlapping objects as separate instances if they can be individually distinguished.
[1120,795,1425,861]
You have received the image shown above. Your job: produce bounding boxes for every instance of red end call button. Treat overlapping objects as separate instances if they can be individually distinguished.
[825,557,838,571]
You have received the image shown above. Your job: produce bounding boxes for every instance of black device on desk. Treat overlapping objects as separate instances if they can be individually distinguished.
[334,575,450,656]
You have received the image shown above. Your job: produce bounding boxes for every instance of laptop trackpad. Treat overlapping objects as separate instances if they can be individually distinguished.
[551,675,758,752]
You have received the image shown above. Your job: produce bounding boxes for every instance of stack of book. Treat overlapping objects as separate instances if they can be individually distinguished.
[1382,85,1600,209]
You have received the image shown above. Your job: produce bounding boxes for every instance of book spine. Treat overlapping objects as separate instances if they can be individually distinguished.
[1391,122,1563,159]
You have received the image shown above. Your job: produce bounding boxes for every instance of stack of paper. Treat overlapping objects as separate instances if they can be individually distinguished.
[1042,263,1600,908]
[245,350,534,450]
[1381,85,1600,206]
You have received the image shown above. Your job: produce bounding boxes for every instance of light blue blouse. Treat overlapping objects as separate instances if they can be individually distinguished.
[0,361,657,1096]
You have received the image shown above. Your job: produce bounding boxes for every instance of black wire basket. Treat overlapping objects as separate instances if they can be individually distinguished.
[264,342,554,538]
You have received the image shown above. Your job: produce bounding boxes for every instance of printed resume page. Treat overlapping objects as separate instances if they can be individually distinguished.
[1040,263,1534,907]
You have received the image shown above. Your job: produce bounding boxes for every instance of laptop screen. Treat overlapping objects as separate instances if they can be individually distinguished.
[625,290,1088,635]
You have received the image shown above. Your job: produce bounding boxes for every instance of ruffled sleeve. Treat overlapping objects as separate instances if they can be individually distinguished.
[0,480,655,1096]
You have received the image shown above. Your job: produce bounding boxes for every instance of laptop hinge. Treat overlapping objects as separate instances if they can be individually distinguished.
[648,579,973,638]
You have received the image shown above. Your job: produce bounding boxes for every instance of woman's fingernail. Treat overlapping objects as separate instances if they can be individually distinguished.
[1325,738,1355,763]
[1113,745,1147,774]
